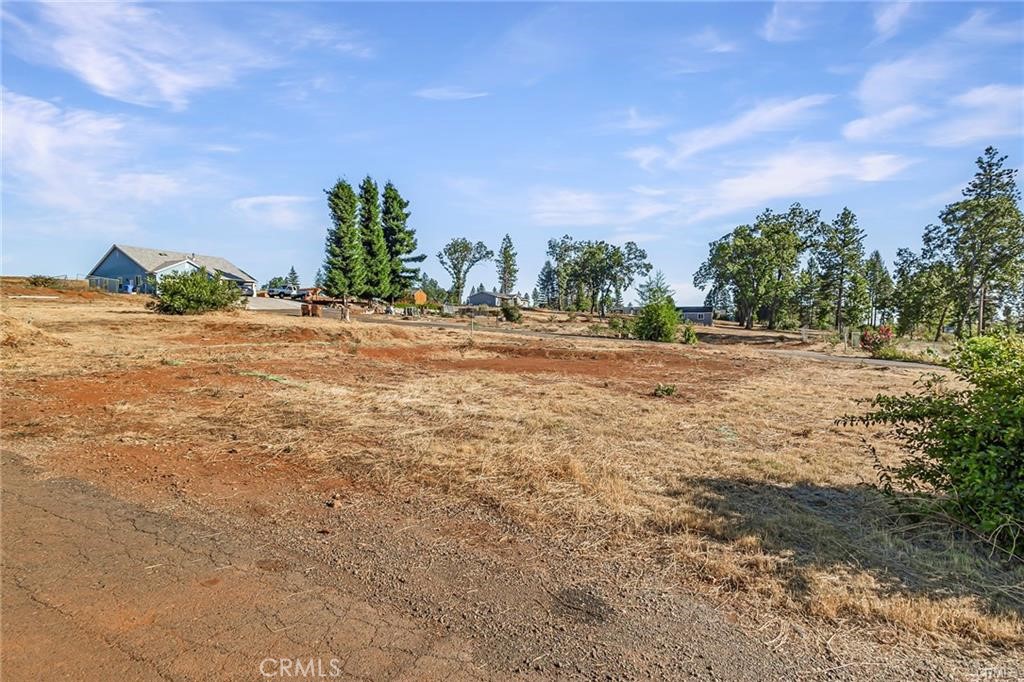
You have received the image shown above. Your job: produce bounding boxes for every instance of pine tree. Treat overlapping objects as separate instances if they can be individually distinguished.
[496,234,518,294]
[358,176,391,299]
[322,179,365,301]
[816,208,866,329]
[863,250,894,326]
[532,286,543,308]
[381,181,425,299]
[932,146,1024,336]
[535,260,558,308]
[287,266,300,287]
[314,268,325,288]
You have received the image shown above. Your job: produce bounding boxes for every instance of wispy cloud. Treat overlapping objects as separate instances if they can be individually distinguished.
[629,95,832,170]
[843,104,929,140]
[598,107,670,135]
[873,3,914,42]
[261,14,375,59]
[2,2,272,110]
[529,187,674,228]
[2,89,186,234]
[413,86,489,101]
[856,52,951,113]
[688,27,738,54]
[759,3,817,43]
[949,9,1024,45]
[690,146,912,221]
[926,84,1024,147]
[230,195,316,231]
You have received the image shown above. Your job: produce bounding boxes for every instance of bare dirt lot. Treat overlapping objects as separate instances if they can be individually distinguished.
[2,290,1021,680]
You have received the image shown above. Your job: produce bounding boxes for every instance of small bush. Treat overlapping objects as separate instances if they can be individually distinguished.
[632,298,678,343]
[150,268,241,315]
[841,330,1023,556]
[679,320,699,345]
[860,324,894,355]
[27,275,60,288]
[500,302,522,323]
[652,383,677,397]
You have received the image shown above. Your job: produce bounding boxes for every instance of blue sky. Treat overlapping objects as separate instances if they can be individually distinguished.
[3,2,1022,303]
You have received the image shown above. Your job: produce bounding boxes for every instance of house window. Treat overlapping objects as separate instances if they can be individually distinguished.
[697,313,704,320]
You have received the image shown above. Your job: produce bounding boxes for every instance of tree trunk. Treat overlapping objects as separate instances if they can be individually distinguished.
[977,281,986,336]
[933,303,949,342]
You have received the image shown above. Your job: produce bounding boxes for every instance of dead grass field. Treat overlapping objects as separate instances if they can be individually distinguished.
[2,291,1021,661]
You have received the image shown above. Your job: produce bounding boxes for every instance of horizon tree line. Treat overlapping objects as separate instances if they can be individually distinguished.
[693,146,1023,337]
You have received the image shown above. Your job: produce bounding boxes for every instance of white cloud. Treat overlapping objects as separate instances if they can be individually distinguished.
[2,89,185,233]
[413,86,489,101]
[690,146,912,221]
[759,3,817,43]
[856,52,951,113]
[842,104,929,140]
[873,3,913,42]
[529,188,674,228]
[599,107,670,135]
[230,195,316,231]
[949,10,1024,45]
[927,84,1024,147]
[3,2,271,110]
[688,27,738,54]
[661,95,832,165]
[624,146,666,172]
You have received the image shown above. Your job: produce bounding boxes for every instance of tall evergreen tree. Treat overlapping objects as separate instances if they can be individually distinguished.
[863,250,895,326]
[496,234,519,294]
[816,207,866,329]
[358,176,391,299]
[381,181,425,298]
[314,268,325,288]
[928,147,1024,336]
[322,179,365,301]
[536,260,558,309]
[287,266,300,287]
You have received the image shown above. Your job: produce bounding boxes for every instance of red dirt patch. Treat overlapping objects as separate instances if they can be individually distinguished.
[170,321,330,345]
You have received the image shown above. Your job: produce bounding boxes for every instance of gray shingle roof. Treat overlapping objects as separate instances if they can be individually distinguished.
[113,244,255,282]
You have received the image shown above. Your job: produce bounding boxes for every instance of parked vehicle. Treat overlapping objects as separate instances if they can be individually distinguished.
[239,284,255,297]
[268,285,298,298]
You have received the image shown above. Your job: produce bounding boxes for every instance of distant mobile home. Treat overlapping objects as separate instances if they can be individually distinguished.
[466,291,522,307]
[87,244,257,293]
[676,306,714,326]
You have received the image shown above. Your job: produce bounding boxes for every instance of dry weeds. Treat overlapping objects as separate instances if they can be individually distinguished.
[3,298,1021,654]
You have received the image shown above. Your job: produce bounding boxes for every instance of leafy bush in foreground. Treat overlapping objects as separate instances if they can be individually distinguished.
[500,301,522,323]
[150,268,241,315]
[679,320,699,345]
[841,330,1023,555]
[632,298,678,342]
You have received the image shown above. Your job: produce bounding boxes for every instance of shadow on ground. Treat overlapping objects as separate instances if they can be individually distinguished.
[682,477,1023,623]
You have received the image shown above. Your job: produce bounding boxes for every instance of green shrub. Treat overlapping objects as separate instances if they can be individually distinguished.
[860,324,895,355]
[652,383,677,397]
[27,274,60,288]
[500,302,522,323]
[679,320,699,345]
[150,268,241,315]
[840,330,1023,555]
[632,298,678,343]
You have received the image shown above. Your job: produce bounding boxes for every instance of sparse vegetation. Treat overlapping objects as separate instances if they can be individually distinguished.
[500,301,522,323]
[150,268,241,315]
[27,275,60,288]
[652,383,676,397]
[843,330,1024,556]
[679,320,699,345]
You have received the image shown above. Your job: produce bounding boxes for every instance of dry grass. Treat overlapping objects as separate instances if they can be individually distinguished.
[3,298,1021,652]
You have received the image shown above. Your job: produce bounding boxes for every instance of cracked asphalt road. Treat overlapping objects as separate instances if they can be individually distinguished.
[1,454,486,681]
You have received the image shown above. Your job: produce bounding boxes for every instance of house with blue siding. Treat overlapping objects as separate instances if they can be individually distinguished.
[88,244,257,293]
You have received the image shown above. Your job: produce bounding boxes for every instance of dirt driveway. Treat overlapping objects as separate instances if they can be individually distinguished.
[1,453,485,681]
